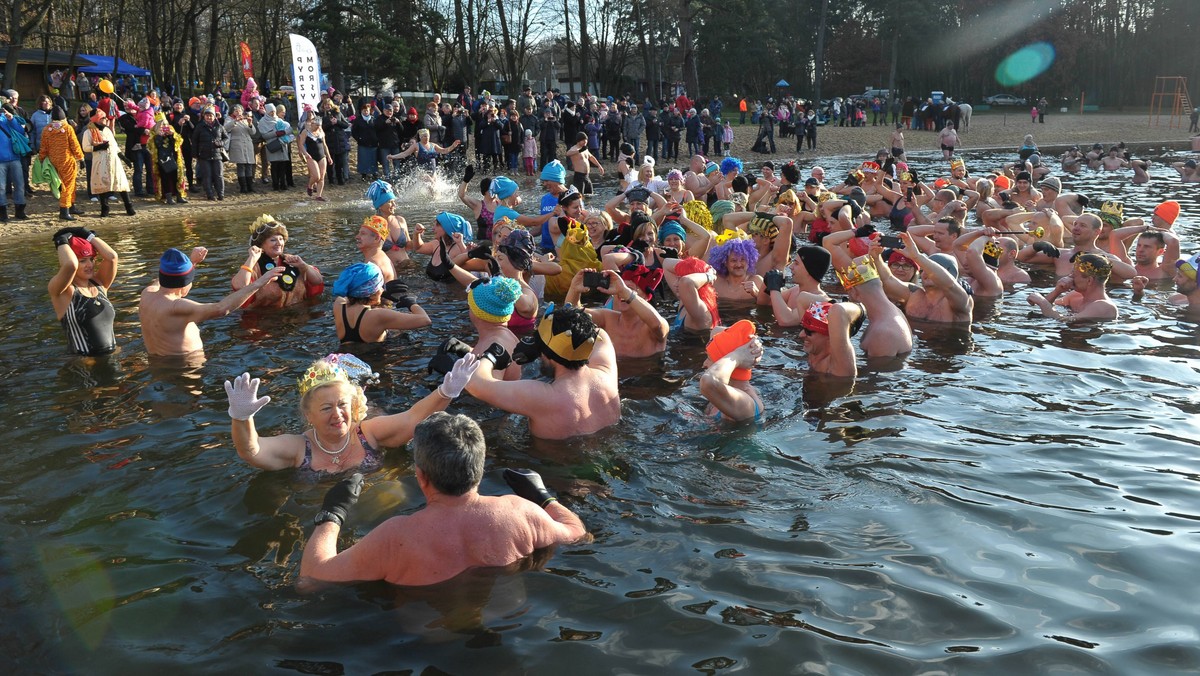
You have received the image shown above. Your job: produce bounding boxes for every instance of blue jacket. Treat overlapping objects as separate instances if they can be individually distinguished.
[0,115,25,162]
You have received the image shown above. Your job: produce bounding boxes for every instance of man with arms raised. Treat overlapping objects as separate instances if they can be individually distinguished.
[565,268,669,358]
[822,234,913,358]
[140,247,283,356]
[465,304,621,439]
[299,412,587,587]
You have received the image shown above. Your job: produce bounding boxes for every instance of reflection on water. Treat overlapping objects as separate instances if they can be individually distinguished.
[3,150,1200,673]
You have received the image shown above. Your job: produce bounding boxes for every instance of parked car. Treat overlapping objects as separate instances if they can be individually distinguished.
[984,93,1027,106]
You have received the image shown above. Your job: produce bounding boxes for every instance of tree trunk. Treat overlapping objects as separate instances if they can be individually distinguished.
[203,1,221,92]
[577,0,589,96]
[496,0,517,87]
[813,0,829,104]
[678,0,698,98]
[633,0,652,99]
[4,0,54,89]
[562,0,574,96]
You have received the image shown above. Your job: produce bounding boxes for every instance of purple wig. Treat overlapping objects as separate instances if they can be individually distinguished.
[708,238,759,277]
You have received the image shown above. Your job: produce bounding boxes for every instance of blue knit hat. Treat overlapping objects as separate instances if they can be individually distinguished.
[489,176,518,199]
[658,219,687,244]
[435,212,474,242]
[367,180,396,210]
[332,262,384,299]
[540,160,566,184]
[467,276,522,323]
[159,248,195,288]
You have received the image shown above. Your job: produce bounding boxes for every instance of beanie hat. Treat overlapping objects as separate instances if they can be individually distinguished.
[1153,200,1180,226]
[367,179,396,210]
[489,175,519,199]
[540,160,567,184]
[51,106,66,121]
[709,200,735,229]
[795,245,831,281]
[467,276,522,323]
[158,248,196,288]
[928,253,959,277]
[658,220,687,244]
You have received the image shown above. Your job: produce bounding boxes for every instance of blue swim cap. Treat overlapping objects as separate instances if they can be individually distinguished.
[435,212,474,242]
[493,205,521,224]
[333,262,384,299]
[540,160,566,184]
[366,180,396,210]
[489,175,518,200]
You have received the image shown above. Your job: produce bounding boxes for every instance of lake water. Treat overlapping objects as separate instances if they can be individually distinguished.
[3,151,1199,674]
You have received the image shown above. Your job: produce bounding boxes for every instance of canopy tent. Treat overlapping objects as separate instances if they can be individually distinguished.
[776,80,790,87]
[76,55,151,77]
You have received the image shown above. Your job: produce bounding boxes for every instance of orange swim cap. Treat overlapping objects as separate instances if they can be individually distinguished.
[1154,200,1180,226]
[706,320,756,381]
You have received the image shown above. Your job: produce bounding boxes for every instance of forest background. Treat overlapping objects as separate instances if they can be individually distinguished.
[4,0,1198,108]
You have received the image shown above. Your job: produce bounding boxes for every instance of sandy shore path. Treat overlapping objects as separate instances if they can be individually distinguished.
[3,112,1195,241]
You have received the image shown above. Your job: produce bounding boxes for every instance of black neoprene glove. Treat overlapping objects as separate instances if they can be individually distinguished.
[1032,242,1060,259]
[503,468,557,508]
[764,269,786,293]
[93,141,109,151]
[428,337,473,375]
[463,164,475,184]
[382,280,415,308]
[481,342,512,371]
[660,246,680,259]
[512,334,540,365]
[854,223,877,238]
[314,473,364,527]
[468,242,494,259]
[52,228,74,247]
[1076,195,1090,208]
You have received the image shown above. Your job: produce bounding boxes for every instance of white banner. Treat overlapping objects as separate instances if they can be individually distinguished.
[289,33,322,112]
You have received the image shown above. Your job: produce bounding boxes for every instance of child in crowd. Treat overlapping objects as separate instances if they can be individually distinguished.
[522,129,537,176]
[722,120,734,157]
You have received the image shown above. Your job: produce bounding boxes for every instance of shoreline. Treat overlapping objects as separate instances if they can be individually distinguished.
[3,112,1195,243]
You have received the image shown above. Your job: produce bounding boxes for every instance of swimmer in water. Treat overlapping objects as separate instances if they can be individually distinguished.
[1027,252,1118,322]
[49,227,120,356]
[701,320,765,422]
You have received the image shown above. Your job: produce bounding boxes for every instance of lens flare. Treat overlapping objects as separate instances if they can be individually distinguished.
[995,42,1056,87]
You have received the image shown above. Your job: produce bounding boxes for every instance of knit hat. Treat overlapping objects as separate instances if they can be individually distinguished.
[1154,200,1181,226]
[435,212,473,242]
[540,160,567,184]
[658,219,687,244]
[332,262,384,299]
[158,249,196,288]
[489,176,519,199]
[928,253,959,277]
[709,200,735,229]
[69,236,95,259]
[794,245,831,281]
[51,106,66,121]
[467,276,522,323]
[367,179,396,210]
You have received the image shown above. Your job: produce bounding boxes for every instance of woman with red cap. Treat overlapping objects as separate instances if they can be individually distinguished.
[48,226,120,356]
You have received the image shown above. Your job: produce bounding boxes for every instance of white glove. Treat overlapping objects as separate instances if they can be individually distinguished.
[224,372,271,420]
[438,353,480,399]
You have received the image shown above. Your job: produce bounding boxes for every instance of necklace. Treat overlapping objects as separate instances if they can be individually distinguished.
[312,428,352,465]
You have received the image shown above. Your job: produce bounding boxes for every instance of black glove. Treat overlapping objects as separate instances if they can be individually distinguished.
[908,167,921,184]
[854,223,877,238]
[512,334,540,365]
[68,226,94,240]
[660,246,680,260]
[481,342,512,371]
[630,238,650,253]
[764,269,786,293]
[1032,242,1060,259]
[381,280,414,306]
[93,141,109,151]
[314,473,364,527]
[468,241,494,259]
[428,337,473,375]
[503,468,557,508]
[52,228,74,247]
[463,164,475,184]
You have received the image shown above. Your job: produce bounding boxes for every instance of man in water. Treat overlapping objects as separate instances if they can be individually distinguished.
[139,247,283,357]
[465,304,620,439]
[1019,212,1137,281]
[1108,226,1180,280]
[882,232,974,324]
[1170,253,1200,309]
[798,301,865,378]
[1027,252,1118,322]
[565,268,669,358]
[822,236,913,358]
[299,412,587,587]
[765,245,831,326]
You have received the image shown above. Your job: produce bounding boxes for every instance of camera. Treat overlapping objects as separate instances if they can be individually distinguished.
[582,271,609,290]
[878,235,904,249]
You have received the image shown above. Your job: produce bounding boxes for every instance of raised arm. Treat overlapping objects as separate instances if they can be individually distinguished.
[226,372,305,470]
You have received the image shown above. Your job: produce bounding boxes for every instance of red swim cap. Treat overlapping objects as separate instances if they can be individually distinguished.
[706,319,756,381]
[69,236,95,259]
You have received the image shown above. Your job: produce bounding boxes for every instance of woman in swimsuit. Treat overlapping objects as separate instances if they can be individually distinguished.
[387,128,461,173]
[233,215,324,309]
[298,114,332,201]
[456,165,500,240]
[663,169,695,204]
[366,180,413,266]
[48,227,119,357]
[223,351,477,473]
[701,321,764,423]
[332,262,430,343]
[413,211,473,281]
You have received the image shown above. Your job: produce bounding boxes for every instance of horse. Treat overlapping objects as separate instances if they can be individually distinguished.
[958,103,972,133]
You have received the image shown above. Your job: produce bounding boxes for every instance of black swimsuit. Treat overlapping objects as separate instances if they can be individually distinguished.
[61,283,116,356]
[340,303,369,343]
[425,239,454,282]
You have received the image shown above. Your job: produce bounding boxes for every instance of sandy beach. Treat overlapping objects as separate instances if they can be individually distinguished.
[4,112,1195,241]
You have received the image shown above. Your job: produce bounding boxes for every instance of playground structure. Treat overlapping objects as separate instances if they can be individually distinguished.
[1148,76,1191,128]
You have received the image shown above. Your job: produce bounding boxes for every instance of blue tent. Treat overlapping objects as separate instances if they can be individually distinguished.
[76,54,152,77]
